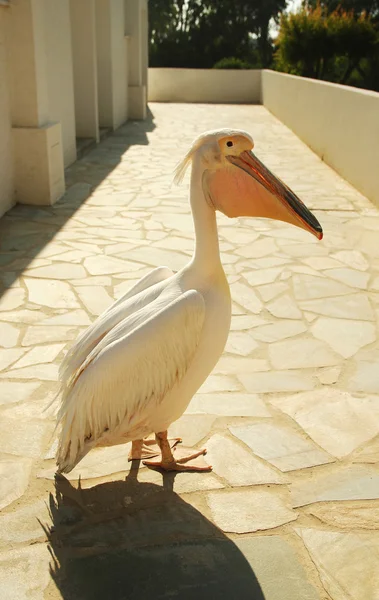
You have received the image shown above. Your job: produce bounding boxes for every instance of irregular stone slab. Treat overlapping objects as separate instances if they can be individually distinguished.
[186,393,270,417]
[0,309,43,324]
[252,320,307,342]
[198,375,240,393]
[0,288,25,311]
[266,295,302,319]
[299,293,374,320]
[352,435,379,463]
[230,315,268,330]
[280,243,329,258]
[206,434,286,486]
[326,267,369,289]
[0,322,19,348]
[169,414,216,446]
[306,503,379,530]
[2,393,55,420]
[248,256,290,269]
[0,499,50,545]
[256,282,287,302]
[135,467,225,494]
[130,247,188,271]
[215,356,269,374]
[77,286,113,316]
[39,443,132,480]
[295,527,379,600]
[0,418,52,458]
[2,363,59,381]
[0,348,26,372]
[0,381,40,406]
[231,281,263,314]
[348,362,379,393]
[74,274,112,286]
[281,265,320,279]
[230,422,333,472]
[244,268,281,286]
[234,536,321,600]
[25,278,79,308]
[293,274,353,300]
[41,309,92,326]
[271,389,379,458]
[239,370,314,393]
[13,344,65,368]
[0,455,32,510]
[332,250,369,271]
[22,325,78,346]
[291,465,379,507]
[225,331,258,356]
[0,543,51,600]
[269,337,340,369]
[207,489,297,533]
[311,317,376,358]
[26,263,86,279]
[316,366,341,384]
[84,255,142,275]
[235,237,277,258]
[50,249,94,262]
[302,256,342,270]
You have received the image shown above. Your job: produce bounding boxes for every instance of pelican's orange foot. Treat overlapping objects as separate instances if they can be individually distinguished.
[143,445,212,472]
[128,437,181,461]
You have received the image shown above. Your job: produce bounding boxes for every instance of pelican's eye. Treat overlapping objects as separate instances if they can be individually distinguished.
[226,141,233,147]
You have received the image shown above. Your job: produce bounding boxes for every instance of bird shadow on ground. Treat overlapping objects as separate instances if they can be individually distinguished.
[42,463,265,600]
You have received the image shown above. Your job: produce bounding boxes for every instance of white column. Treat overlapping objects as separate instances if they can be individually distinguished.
[8,0,65,205]
[70,0,99,141]
[125,0,147,119]
[95,0,128,130]
[0,7,14,217]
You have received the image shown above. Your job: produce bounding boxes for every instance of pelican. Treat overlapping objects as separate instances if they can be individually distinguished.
[56,129,322,474]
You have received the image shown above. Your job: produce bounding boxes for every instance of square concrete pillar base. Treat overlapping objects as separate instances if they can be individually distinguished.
[13,123,65,206]
[128,85,147,120]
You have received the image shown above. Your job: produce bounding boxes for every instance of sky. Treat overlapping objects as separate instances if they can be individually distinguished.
[270,0,303,37]
[288,0,303,10]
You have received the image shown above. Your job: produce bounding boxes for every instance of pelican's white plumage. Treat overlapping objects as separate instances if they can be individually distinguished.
[56,128,322,474]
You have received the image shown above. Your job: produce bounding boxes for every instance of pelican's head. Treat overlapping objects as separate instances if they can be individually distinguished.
[174,129,323,240]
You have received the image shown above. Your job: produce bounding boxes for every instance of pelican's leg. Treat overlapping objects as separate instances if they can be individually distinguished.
[128,437,181,461]
[143,431,212,472]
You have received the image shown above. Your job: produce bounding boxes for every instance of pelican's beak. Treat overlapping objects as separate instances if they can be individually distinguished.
[206,150,323,240]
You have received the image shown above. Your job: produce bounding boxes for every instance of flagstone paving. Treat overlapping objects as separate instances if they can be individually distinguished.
[0,103,378,599]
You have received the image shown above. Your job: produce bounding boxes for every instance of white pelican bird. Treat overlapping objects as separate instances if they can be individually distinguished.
[56,129,322,474]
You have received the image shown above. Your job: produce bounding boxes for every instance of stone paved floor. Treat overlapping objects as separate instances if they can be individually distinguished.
[0,104,379,600]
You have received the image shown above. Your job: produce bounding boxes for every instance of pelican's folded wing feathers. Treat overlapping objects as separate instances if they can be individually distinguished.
[56,290,205,473]
[59,266,174,386]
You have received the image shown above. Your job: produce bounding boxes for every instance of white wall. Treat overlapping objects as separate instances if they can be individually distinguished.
[44,0,76,167]
[148,68,262,104]
[0,9,14,217]
[262,70,379,207]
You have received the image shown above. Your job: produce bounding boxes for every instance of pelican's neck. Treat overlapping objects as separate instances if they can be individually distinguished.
[189,157,222,273]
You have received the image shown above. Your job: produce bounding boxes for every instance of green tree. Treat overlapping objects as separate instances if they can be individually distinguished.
[148,0,288,68]
[275,5,379,87]
[304,0,379,18]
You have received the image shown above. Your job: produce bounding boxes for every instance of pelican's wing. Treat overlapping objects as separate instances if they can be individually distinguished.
[105,266,174,312]
[56,290,205,473]
[59,266,174,385]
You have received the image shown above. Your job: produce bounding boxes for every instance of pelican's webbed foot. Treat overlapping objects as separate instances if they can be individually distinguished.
[143,431,212,472]
[128,437,181,461]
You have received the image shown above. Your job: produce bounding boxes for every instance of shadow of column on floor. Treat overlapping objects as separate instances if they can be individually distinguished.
[42,466,265,600]
[0,108,156,299]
